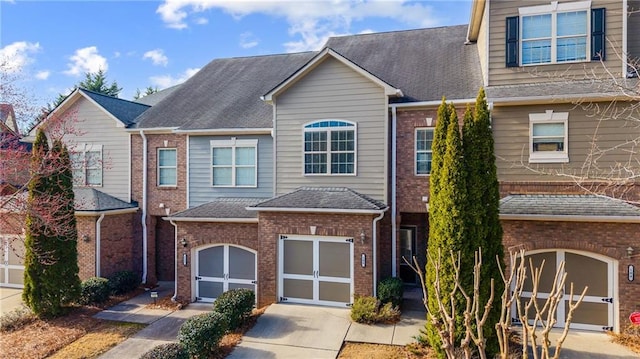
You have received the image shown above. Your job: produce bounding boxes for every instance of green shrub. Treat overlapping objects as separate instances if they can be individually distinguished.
[178,311,228,358]
[108,270,140,295]
[212,288,255,330]
[377,277,404,307]
[351,295,401,324]
[79,277,111,305]
[0,305,36,332]
[140,342,189,359]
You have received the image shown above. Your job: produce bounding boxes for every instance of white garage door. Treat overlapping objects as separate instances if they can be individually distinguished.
[517,250,615,331]
[279,235,353,307]
[195,245,256,303]
[1,236,25,288]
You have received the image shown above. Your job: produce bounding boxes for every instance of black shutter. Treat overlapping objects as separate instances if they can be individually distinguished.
[591,8,606,60]
[506,16,519,67]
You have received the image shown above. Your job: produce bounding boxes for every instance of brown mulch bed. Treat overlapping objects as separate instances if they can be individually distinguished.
[609,324,640,354]
[338,342,433,358]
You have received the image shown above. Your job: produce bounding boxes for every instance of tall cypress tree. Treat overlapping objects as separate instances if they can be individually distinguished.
[426,103,471,356]
[462,88,505,355]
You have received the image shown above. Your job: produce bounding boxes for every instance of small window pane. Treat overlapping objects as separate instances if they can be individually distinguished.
[236,167,255,186]
[331,153,354,174]
[331,130,354,151]
[236,147,255,166]
[87,168,102,185]
[522,14,552,39]
[416,152,432,174]
[70,153,83,168]
[159,168,177,186]
[557,37,587,62]
[416,130,433,151]
[304,154,327,174]
[557,11,587,36]
[533,123,564,136]
[159,149,176,166]
[72,169,84,185]
[212,148,232,165]
[522,39,552,64]
[213,167,232,186]
[86,151,101,168]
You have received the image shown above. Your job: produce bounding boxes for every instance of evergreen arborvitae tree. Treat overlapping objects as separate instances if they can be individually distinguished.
[462,88,505,355]
[426,102,472,356]
[23,131,80,317]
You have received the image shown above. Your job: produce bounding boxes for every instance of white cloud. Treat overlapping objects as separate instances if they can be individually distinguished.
[143,49,169,66]
[35,70,50,80]
[64,46,108,76]
[156,0,438,51]
[239,32,258,49]
[114,51,122,58]
[194,17,208,25]
[0,41,41,73]
[149,67,200,89]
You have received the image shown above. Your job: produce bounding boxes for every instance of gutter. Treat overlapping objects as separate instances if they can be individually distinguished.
[95,213,105,277]
[169,219,178,301]
[140,130,148,284]
[173,128,272,135]
[391,105,398,278]
[163,217,258,223]
[390,98,476,108]
[245,207,386,214]
[500,214,640,223]
[372,209,387,296]
[75,207,138,216]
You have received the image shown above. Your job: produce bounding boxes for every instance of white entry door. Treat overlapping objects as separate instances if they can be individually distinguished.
[517,250,615,331]
[279,235,353,307]
[195,245,256,303]
[0,237,24,288]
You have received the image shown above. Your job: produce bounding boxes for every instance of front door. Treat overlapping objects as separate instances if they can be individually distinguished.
[279,235,353,307]
[399,227,417,284]
[195,245,256,303]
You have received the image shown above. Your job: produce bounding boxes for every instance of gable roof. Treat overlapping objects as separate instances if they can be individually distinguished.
[74,188,138,212]
[500,194,640,222]
[79,88,150,127]
[167,197,266,222]
[324,25,483,102]
[248,187,387,213]
[132,52,317,131]
[0,104,18,134]
[262,47,402,102]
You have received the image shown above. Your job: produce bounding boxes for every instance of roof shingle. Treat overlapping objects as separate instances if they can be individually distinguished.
[250,187,387,212]
[499,194,640,217]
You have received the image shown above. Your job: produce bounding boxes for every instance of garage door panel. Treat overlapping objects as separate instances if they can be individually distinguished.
[284,240,313,276]
[198,246,223,278]
[284,278,314,300]
[229,283,254,291]
[319,281,350,303]
[565,253,607,297]
[566,301,609,326]
[319,242,350,278]
[8,239,24,266]
[198,281,224,299]
[229,247,255,280]
[522,252,557,293]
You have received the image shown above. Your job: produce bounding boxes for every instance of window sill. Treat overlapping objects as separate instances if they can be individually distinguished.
[528,154,569,164]
[157,186,178,190]
[211,186,258,189]
[520,59,589,67]
[303,173,357,177]
[415,173,431,177]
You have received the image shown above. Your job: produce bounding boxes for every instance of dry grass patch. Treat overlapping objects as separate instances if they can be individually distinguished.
[49,321,145,359]
[609,324,640,354]
[338,342,433,359]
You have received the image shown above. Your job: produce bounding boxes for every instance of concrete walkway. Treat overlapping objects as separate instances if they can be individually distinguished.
[0,287,24,316]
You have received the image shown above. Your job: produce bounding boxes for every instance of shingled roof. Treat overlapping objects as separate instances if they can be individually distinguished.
[169,198,266,220]
[74,188,138,212]
[500,194,640,220]
[79,88,150,127]
[486,78,640,102]
[249,187,387,212]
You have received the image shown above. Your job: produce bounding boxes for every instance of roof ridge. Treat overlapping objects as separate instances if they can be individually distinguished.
[80,87,151,108]
[325,24,469,42]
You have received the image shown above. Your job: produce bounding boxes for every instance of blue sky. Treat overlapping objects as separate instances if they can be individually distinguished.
[1,0,472,111]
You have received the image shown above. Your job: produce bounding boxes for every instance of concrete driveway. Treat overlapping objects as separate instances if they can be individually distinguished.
[0,287,24,316]
[228,303,351,359]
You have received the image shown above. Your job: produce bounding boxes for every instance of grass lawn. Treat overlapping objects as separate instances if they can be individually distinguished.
[338,342,433,358]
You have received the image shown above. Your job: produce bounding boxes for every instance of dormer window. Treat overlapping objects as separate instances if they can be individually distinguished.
[303,120,356,175]
[506,1,605,67]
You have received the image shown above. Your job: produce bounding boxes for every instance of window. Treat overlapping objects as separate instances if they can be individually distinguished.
[303,120,356,175]
[529,110,569,163]
[415,128,434,175]
[158,148,177,186]
[211,139,257,187]
[506,2,606,67]
[70,145,102,186]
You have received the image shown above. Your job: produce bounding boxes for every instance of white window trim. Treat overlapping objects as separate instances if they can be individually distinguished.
[210,138,258,188]
[415,127,433,176]
[518,0,592,66]
[529,110,569,164]
[70,143,103,187]
[302,120,357,176]
[157,148,177,187]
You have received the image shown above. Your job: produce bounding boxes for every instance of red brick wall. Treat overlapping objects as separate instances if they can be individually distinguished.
[503,219,640,330]
[99,211,142,279]
[174,222,259,303]
[256,212,383,308]
[76,216,97,280]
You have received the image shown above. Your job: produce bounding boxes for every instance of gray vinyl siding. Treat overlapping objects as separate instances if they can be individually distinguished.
[488,0,625,86]
[629,1,640,63]
[62,96,130,202]
[274,57,387,202]
[188,134,273,207]
[493,103,640,181]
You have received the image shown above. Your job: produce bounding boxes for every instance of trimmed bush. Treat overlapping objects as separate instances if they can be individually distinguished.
[0,306,36,332]
[140,343,189,359]
[178,311,228,358]
[213,288,255,330]
[377,277,404,307]
[108,270,140,295]
[79,277,111,305]
[351,295,401,324]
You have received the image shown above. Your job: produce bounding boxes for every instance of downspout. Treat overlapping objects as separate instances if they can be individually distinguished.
[95,213,105,277]
[140,130,148,284]
[169,219,178,301]
[372,210,386,297]
[391,105,398,278]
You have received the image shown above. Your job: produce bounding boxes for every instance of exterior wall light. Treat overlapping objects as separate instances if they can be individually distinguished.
[180,238,188,247]
[82,234,90,242]
[360,229,366,244]
[628,247,635,258]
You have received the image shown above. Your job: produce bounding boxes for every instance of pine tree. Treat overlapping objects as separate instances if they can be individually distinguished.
[22,131,80,317]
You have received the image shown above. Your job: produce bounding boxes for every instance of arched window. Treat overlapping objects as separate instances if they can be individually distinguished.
[303,120,356,175]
